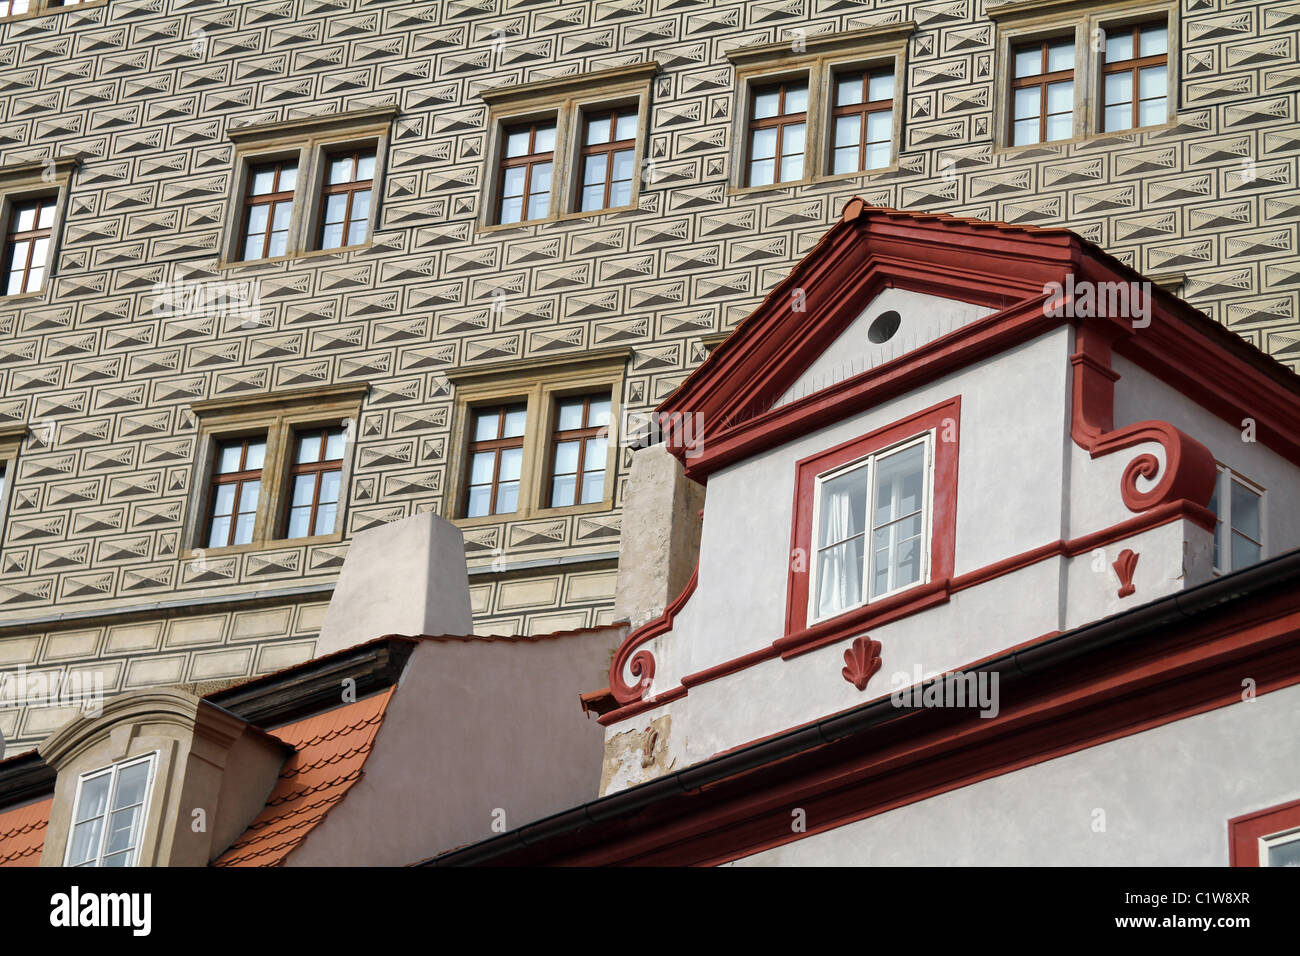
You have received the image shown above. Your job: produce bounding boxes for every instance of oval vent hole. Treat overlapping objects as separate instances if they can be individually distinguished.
[867,310,901,344]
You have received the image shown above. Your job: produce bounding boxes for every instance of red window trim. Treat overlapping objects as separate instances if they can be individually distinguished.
[785,396,960,640]
[1228,796,1300,867]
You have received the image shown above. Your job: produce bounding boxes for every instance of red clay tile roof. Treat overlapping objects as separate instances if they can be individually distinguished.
[212,688,393,867]
[0,797,53,868]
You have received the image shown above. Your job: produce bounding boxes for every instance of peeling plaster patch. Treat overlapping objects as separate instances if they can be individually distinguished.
[600,714,674,796]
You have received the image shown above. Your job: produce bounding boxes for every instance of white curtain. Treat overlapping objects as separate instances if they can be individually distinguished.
[818,484,861,617]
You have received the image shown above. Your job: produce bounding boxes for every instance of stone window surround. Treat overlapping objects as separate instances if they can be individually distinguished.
[724,23,916,196]
[219,107,396,268]
[988,0,1179,153]
[0,424,24,542]
[0,0,106,22]
[443,347,631,531]
[183,384,368,560]
[0,157,79,302]
[477,63,659,231]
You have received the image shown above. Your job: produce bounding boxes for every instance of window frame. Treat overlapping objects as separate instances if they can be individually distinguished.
[204,433,268,550]
[827,65,897,176]
[495,117,559,226]
[222,109,393,267]
[1,0,106,19]
[1229,797,1300,866]
[546,391,613,510]
[990,1,1177,152]
[1207,464,1265,576]
[726,25,912,194]
[313,145,378,252]
[574,107,639,214]
[0,158,76,301]
[1008,35,1077,147]
[282,426,347,539]
[806,431,936,626]
[63,752,158,868]
[238,158,298,263]
[1098,17,1170,134]
[786,397,959,635]
[744,77,810,188]
[462,402,529,518]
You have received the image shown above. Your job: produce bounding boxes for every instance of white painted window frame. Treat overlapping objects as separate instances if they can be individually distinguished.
[1209,464,1265,575]
[807,430,935,626]
[64,751,158,867]
[1259,825,1300,867]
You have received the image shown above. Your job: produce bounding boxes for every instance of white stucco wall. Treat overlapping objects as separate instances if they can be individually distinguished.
[731,682,1300,866]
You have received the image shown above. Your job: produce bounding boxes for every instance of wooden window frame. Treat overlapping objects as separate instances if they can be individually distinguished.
[316,148,376,251]
[745,78,810,188]
[546,392,612,509]
[63,752,157,868]
[2,193,55,296]
[1208,465,1265,576]
[1099,18,1168,133]
[575,108,638,214]
[205,434,267,549]
[239,159,297,263]
[463,403,528,518]
[1009,37,1075,146]
[185,384,367,558]
[828,67,895,174]
[282,427,347,538]
[495,119,557,225]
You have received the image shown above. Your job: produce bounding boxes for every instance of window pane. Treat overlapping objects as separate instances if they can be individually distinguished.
[113,762,150,810]
[872,527,891,597]
[474,412,500,441]
[250,167,276,195]
[874,443,925,527]
[212,483,237,517]
[501,166,526,199]
[15,204,35,232]
[466,485,490,518]
[534,124,556,153]
[610,178,632,208]
[347,218,368,246]
[217,443,243,473]
[557,399,585,431]
[611,149,634,183]
[38,202,55,229]
[268,230,288,258]
[1046,41,1073,73]
[1014,87,1041,120]
[291,474,316,507]
[1046,80,1073,114]
[502,406,526,438]
[323,193,348,225]
[615,111,638,141]
[783,83,808,113]
[76,773,111,824]
[584,436,606,466]
[272,202,292,232]
[864,141,891,171]
[1139,97,1166,127]
[586,117,610,145]
[1139,65,1166,100]
[1231,481,1261,540]
[753,88,780,118]
[580,471,605,505]
[581,185,605,211]
[750,127,777,160]
[105,807,139,854]
[469,451,495,485]
[278,163,297,191]
[551,474,576,508]
[1014,46,1041,78]
[782,123,806,157]
[1013,118,1040,146]
[527,188,550,220]
[1232,532,1261,570]
[1045,111,1072,141]
[30,237,49,270]
[589,398,611,427]
[499,446,522,482]
[816,537,864,619]
[1105,30,1131,63]
[1139,24,1167,56]
[1104,105,1131,132]
[866,110,891,144]
[779,153,803,182]
[750,158,775,187]
[894,535,921,590]
[868,71,894,101]
[834,115,861,148]
[505,129,531,157]
[319,470,340,505]
[498,196,523,224]
[296,435,321,464]
[315,502,338,535]
[818,467,867,548]
[357,153,376,180]
[325,429,345,460]
[245,440,265,471]
[328,155,353,184]
[207,516,231,548]
[582,154,608,188]
[239,480,260,515]
[68,818,103,866]
[287,506,312,539]
[553,439,579,475]
[1266,838,1300,867]
[836,75,863,106]
[1105,71,1133,106]
[233,511,256,546]
[496,480,519,514]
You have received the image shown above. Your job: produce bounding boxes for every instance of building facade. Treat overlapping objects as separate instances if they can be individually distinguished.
[0,0,1297,754]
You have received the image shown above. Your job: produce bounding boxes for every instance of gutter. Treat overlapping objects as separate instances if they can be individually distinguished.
[424,546,1300,865]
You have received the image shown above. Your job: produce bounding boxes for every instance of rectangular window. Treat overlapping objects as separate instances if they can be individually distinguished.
[1,2,30,15]
[464,404,526,518]
[3,196,55,296]
[284,427,345,538]
[206,435,266,548]
[1207,466,1263,574]
[1261,827,1300,867]
[497,120,556,225]
[811,435,932,621]
[577,109,638,213]
[747,79,808,187]
[65,754,155,868]
[830,69,894,174]
[1102,20,1168,132]
[318,148,375,250]
[549,394,611,507]
[240,160,296,261]
[1010,37,1074,145]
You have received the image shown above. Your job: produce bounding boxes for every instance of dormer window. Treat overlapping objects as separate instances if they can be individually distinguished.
[810,434,933,621]
[65,753,156,867]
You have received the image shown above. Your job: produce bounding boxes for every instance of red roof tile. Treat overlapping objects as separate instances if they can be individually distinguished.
[212,688,393,867]
[0,797,53,868]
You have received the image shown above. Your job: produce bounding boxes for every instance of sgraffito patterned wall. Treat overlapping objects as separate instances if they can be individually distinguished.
[0,0,1296,751]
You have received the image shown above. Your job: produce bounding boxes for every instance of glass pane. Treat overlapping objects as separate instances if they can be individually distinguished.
[319,470,340,504]
[105,807,138,854]
[113,762,150,810]
[505,129,531,157]
[894,535,920,589]
[498,195,523,224]
[323,193,348,224]
[233,510,255,546]
[474,412,500,441]
[278,163,297,191]
[750,127,777,160]
[779,153,803,182]
[357,153,376,180]
[501,166,526,198]
[874,443,925,527]
[868,71,893,101]
[296,434,321,464]
[31,237,49,269]
[207,516,231,548]
[615,111,638,141]
[581,185,605,211]
[589,398,611,427]
[328,155,353,184]
[557,399,585,431]
[533,124,556,153]
[245,204,269,235]
[1045,111,1073,142]
[866,110,891,144]
[1013,118,1040,146]
[1046,80,1073,114]
[582,154,608,188]
[217,443,243,473]
[495,480,519,514]
[1105,30,1131,63]
[76,773,111,823]
[1266,838,1300,867]
[268,230,288,257]
[498,446,522,482]
[6,265,23,296]
[553,439,579,475]
[611,149,634,183]
[818,467,867,548]
[872,528,891,597]
[242,235,264,261]
[291,474,316,506]
[753,88,780,119]
[272,202,292,231]
[782,123,806,156]
[1231,531,1261,570]
[551,474,576,508]
[239,480,260,514]
[816,537,864,619]
[1104,104,1131,132]
[1014,46,1041,78]
[610,178,632,207]
[1105,71,1133,105]
[287,506,311,539]
[38,202,55,229]
[1139,65,1166,99]
[585,436,607,465]
[347,218,368,246]
[1231,481,1261,540]
[68,818,103,866]
[864,141,891,171]
[783,83,808,113]
[1139,24,1167,56]
[1014,87,1040,120]
[586,116,610,145]
[1139,97,1166,127]
[502,407,526,438]
[1046,41,1073,73]
[212,483,236,517]
[527,188,550,221]
[315,502,337,535]
[250,167,276,195]
[580,471,605,505]
[102,851,130,867]
[834,115,861,148]
[749,158,775,187]
[325,429,345,460]
[469,451,495,485]
[245,440,265,470]
[836,75,863,106]
[320,223,344,250]
[466,485,490,518]
[15,204,35,232]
